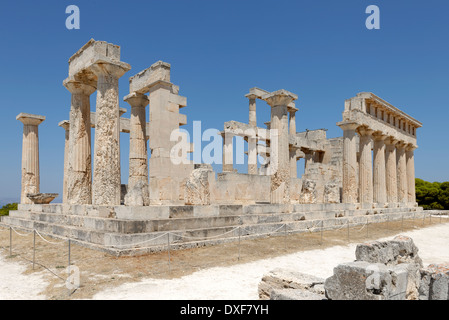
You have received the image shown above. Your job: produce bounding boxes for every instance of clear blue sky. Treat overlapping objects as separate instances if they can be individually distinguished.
[0,0,448,204]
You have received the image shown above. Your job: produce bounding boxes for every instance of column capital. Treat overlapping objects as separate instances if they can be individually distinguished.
[58,120,70,131]
[396,141,408,149]
[263,89,298,107]
[406,143,417,151]
[384,136,398,146]
[288,105,299,114]
[89,60,131,79]
[372,131,387,141]
[245,93,258,100]
[337,121,359,131]
[16,113,45,126]
[124,92,149,108]
[356,125,373,137]
[63,78,96,95]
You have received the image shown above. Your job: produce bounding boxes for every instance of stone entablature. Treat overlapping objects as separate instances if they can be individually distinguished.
[341,92,422,148]
[338,92,421,208]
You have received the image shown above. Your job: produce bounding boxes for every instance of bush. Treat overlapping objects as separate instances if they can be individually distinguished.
[0,203,18,216]
[416,178,449,210]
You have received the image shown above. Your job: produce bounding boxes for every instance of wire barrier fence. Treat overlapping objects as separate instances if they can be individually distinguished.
[0,212,447,299]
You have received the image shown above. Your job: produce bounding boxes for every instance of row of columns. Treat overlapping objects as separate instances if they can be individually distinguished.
[340,122,417,207]
[222,92,300,180]
[62,62,129,206]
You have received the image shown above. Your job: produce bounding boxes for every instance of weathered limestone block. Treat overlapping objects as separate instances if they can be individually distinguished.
[419,263,449,300]
[299,179,317,204]
[129,61,171,94]
[355,235,422,266]
[324,182,340,204]
[270,288,325,300]
[185,166,213,205]
[124,179,149,207]
[324,261,409,300]
[26,193,59,204]
[258,268,325,300]
[355,235,423,299]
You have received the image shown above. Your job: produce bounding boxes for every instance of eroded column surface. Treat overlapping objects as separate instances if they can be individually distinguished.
[124,93,150,206]
[91,63,130,206]
[357,126,373,206]
[396,141,408,204]
[16,113,45,204]
[63,80,96,205]
[58,120,70,204]
[338,122,359,204]
[264,90,297,204]
[406,144,416,205]
[372,132,387,206]
[385,137,398,206]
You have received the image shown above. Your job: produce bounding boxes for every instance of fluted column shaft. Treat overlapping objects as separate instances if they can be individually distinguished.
[373,133,387,206]
[406,145,416,204]
[124,93,150,206]
[396,142,408,204]
[357,127,373,206]
[385,138,398,205]
[58,121,70,204]
[339,123,358,203]
[17,114,45,204]
[91,63,128,206]
[264,91,297,204]
[63,80,96,205]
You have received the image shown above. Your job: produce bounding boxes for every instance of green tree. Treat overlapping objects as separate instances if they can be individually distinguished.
[0,203,18,216]
[416,178,449,210]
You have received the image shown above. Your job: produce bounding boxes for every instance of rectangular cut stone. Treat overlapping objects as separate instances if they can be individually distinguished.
[169,93,187,108]
[129,61,171,94]
[68,39,121,77]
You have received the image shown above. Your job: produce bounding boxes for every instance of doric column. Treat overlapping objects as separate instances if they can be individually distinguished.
[289,107,298,136]
[124,93,150,206]
[396,141,408,204]
[372,132,387,206]
[289,149,297,179]
[58,120,70,204]
[385,137,398,206]
[90,63,130,206]
[303,150,313,173]
[406,144,417,205]
[247,94,257,127]
[263,90,298,204]
[357,126,374,206]
[63,79,96,205]
[222,132,234,172]
[247,136,258,174]
[16,113,45,204]
[338,122,359,204]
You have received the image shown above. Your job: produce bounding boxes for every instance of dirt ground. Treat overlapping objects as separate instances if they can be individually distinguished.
[0,214,447,300]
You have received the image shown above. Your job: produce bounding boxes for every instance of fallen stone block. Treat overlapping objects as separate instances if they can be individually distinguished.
[419,263,449,300]
[258,268,325,300]
[324,261,409,300]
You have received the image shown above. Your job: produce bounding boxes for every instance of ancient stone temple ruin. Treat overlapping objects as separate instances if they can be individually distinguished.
[2,39,424,255]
